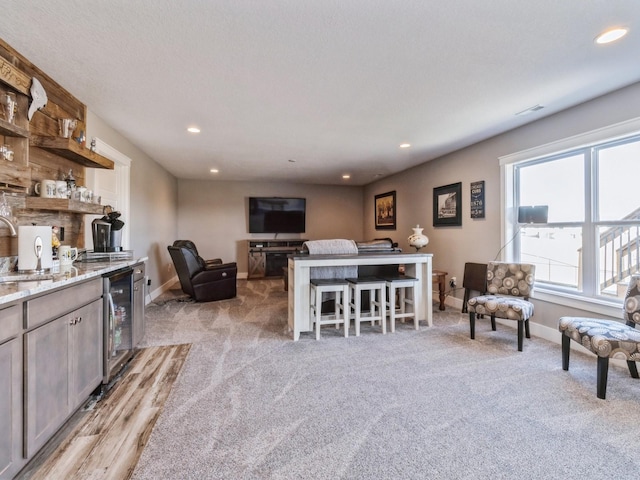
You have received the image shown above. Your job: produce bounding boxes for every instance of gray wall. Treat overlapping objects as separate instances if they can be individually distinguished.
[86,110,179,292]
[176,180,364,276]
[364,81,640,330]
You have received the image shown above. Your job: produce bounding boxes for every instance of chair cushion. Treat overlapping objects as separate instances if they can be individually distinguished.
[467,295,534,321]
[558,317,640,359]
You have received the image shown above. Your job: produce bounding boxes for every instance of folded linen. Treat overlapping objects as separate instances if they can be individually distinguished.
[303,239,358,279]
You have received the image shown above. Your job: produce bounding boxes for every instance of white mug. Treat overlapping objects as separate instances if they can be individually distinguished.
[34,179,57,198]
[58,245,78,266]
[76,186,87,202]
[55,180,68,199]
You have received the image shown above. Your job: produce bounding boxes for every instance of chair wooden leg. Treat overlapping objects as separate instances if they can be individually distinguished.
[469,312,475,339]
[524,319,531,338]
[490,315,496,331]
[561,334,570,371]
[517,321,523,352]
[627,361,639,379]
[597,356,609,400]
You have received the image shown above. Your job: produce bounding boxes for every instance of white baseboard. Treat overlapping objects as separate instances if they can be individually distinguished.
[146,275,178,305]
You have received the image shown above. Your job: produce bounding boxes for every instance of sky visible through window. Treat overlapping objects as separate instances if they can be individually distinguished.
[517,138,640,295]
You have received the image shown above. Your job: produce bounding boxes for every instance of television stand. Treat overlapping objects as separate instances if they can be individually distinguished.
[247,239,307,279]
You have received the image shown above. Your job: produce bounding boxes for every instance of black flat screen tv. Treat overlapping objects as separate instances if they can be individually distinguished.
[249,197,306,233]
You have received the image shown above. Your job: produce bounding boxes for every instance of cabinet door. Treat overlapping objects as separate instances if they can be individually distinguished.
[132,279,145,347]
[25,316,70,457]
[70,299,103,410]
[248,251,266,278]
[0,337,22,480]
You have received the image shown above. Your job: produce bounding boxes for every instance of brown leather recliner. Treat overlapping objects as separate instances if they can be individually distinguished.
[167,241,237,302]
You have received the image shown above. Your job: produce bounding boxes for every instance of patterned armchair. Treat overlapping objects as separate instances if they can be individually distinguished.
[558,274,640,399]
[467,262,536,351]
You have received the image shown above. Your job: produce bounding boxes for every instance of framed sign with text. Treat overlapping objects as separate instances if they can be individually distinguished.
[470,180,485,219]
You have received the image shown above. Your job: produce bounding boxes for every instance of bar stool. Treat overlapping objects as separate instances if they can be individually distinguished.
[310,279,350,340]
[380,275,418,332]
[346,276,387,336]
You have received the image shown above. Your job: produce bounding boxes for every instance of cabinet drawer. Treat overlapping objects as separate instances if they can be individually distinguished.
[133,262,145,282]
[26,278,102,329]
[0,304,21,344]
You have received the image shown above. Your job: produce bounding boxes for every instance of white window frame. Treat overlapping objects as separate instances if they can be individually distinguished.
[499,117,640,317]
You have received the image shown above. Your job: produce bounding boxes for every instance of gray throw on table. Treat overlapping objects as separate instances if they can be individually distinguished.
[303,239,358,279]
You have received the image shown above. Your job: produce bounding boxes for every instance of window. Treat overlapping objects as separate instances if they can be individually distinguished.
[503,125,640,302]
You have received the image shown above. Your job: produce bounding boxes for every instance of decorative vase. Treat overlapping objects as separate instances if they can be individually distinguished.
[408,224,429,251]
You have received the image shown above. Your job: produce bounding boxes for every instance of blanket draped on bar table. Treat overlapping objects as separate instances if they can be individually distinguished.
[303,239,358,279]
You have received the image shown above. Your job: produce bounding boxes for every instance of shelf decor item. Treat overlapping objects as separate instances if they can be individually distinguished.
[28,77,48,120]
[375,191,396,230]
[408,224,429,251]
[433,182,462,227]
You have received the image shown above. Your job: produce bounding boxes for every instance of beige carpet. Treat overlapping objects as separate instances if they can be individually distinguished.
[131,279,640,479]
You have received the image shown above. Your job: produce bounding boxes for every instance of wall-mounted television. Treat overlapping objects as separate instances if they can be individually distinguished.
[248,197,306,233]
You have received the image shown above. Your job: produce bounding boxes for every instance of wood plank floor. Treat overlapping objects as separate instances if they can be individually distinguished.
[17,344,191,480]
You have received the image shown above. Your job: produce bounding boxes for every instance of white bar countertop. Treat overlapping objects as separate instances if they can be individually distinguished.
[0,256,148,306]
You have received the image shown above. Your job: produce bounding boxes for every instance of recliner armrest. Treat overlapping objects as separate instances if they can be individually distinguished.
[205,258,223,266]
[192,262,237,284]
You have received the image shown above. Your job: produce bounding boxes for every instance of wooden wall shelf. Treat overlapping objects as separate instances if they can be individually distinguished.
[24,197,105,215]
[29,136,114,170]
[0,118,29,138]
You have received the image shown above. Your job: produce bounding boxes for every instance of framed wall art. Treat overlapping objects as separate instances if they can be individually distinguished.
[433,182,462,227]
[374,191,396,230]
[470,180,485,219]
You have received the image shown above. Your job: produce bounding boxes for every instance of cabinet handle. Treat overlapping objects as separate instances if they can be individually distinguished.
[134,286,139,291]
[69,316,82,325]
[77,316,82,324]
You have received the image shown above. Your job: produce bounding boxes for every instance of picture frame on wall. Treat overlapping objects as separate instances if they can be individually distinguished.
[470,180,485,219]
[433,182,462,227]
[374,191,396,230]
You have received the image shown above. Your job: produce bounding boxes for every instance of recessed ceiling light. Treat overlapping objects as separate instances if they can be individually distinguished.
[595,27,628,44]
[187,127,201,133]
[210,168,219,173]
[342,174,351,179]
[399,143,411,149]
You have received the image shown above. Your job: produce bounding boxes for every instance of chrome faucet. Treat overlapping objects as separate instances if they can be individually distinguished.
[0,215,17,236]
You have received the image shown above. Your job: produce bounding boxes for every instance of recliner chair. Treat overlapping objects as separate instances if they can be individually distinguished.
[167,241,237,302]
[172,240,223,267]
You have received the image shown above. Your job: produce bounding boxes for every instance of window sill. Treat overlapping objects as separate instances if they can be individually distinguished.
[531,287,622,318]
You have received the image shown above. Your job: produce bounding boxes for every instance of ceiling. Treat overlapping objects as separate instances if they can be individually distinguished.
[2,1,639,186]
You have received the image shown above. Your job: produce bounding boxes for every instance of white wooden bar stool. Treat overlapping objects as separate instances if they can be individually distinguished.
[380,275,418,332]
[346,276,387,336]
[310,279,350,340]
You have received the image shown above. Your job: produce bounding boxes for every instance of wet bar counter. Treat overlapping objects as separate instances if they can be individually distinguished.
[0,258,147,306]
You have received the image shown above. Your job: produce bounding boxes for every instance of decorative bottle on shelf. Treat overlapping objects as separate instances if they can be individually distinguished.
[66,169,76,194]
[408,224,429,251]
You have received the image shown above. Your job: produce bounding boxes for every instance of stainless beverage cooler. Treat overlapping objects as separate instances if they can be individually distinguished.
[103,267,134,382]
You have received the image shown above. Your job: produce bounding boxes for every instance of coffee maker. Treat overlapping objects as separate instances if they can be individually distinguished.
[92,210,124,252]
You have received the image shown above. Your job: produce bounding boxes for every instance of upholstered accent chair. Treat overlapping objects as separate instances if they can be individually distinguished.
[467,262,536,351]
[167,241,237,302]
[559,274,640,399]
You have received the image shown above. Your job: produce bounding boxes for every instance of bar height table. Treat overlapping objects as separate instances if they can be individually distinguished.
[287,252,433,341]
